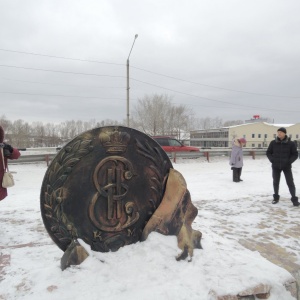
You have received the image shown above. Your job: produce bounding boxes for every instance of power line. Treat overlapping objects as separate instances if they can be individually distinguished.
[1,89,299,113]
[0,64,125,78]
[131,78,300,113]
[0,91,125,100]
[1,48,298,99]
[131,65,300,99]
[1,77,125,89]
[0,64,263,109]
[1,59,299,113]
[0,48,124,66]
[179,102,298,113]
[0,74,297,112]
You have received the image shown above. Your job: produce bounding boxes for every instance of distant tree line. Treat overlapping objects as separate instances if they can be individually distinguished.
[0,116,123,148]
[0,94,245,148]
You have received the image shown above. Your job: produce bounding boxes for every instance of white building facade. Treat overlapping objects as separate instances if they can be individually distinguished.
[190,122,300,148]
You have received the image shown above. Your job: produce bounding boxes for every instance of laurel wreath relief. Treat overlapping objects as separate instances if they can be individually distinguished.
[135,138,171,210]
[43,138,93,250]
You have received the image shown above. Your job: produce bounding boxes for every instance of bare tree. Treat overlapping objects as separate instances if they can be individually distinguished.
[167,105,193,139]
[0,116,125,148]
[132,94,193,139]
[223,120,244,127]
[31,122,46,147]
[98,119,122,127]
[9,119,31,148]
[192,117,224,130]
[0,115,12,134]
[44,123,61,146]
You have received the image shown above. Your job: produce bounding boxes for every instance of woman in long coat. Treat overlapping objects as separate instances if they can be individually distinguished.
[229,138,246,182]
[0,125,21,201]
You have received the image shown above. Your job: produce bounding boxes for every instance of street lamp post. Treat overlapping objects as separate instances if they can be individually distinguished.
[126,34,138,127]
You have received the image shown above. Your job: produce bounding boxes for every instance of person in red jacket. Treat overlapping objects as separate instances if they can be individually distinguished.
[0,125,21,201]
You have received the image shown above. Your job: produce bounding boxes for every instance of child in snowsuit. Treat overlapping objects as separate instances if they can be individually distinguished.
[229,138,246,182]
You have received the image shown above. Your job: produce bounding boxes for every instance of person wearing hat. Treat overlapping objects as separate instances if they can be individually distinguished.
[0,125,21,201]
[229,137,247,182]
[266,127,299,206]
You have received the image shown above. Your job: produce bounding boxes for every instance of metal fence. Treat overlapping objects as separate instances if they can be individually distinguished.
[10,147,267,165]
[167,148,266,162]
[10,147,58,165]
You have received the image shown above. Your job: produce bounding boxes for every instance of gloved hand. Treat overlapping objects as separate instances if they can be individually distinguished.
[3,143,13,154]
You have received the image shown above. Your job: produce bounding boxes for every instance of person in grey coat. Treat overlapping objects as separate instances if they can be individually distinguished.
[229,138,246,182]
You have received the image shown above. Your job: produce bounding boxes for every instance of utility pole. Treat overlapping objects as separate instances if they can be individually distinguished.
[126,34,138,127]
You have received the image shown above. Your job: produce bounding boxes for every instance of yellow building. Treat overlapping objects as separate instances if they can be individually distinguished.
[190,122,300,148]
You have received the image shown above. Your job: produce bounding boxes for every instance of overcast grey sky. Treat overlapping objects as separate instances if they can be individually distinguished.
[0,0,300,125]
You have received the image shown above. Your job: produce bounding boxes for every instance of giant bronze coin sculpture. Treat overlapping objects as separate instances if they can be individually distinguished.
[40,126,202,269]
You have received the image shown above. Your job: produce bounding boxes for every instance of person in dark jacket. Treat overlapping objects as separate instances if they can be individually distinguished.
[266,127,299,206]
[229,137,246,182]
[0,125,21,201]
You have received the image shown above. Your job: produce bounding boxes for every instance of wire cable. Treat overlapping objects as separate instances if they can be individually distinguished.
[131,78,300,113]
[131,65,300,99]
[0,48,123,66]
[1,77,125,89]
[0,64,125,78]
[0,91,125,100]
[1,48,299,99]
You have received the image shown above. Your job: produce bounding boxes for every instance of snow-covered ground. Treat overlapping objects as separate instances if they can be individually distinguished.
[0,156,299,299]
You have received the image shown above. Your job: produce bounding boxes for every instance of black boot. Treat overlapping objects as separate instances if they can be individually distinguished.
[232,168,239,182]
[272,194,280,204]
[291,196,299,207]
[238,168,243,181]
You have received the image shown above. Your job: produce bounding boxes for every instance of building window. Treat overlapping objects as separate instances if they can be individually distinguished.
[273,134,276,138]
[296,134,299,139]
[252,144,255,147]
[289,134,292,139]
[264,134,268,138]
[252,134,255,138]
[258,134,261,138]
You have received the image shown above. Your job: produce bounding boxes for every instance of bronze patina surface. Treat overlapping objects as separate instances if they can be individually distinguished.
[142,168,202,261]
[40,126,172,252]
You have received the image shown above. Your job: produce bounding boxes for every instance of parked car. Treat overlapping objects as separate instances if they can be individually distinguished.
[152,136,199,152]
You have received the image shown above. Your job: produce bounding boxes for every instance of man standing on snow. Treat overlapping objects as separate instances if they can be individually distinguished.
[266,127,299,206]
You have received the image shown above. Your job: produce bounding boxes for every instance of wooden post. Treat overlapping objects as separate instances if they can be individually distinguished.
[250,150,255,159]
[204,151,209,162]
[172,152,176,163]
[45,154,50,166]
